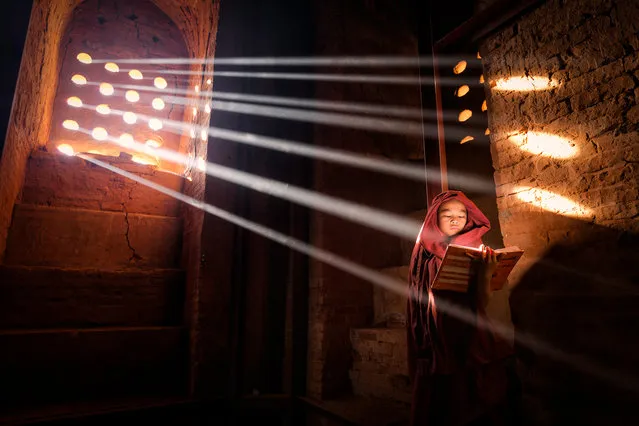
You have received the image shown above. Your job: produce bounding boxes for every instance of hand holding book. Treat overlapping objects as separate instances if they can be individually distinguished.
[431,243,524,293]
[466,244,499,278]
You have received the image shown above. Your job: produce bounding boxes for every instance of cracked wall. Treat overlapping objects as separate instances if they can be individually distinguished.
[10,151,184,270]
[481,0,639,423]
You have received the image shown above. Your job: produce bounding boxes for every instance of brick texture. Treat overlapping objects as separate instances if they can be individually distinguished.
[481,0,639,423]
[349,328,410,403]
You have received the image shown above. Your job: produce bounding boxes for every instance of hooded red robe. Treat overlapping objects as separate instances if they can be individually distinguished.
[407,191,516,426]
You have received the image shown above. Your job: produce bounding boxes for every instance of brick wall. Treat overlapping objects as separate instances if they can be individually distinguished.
[481,0,639,423]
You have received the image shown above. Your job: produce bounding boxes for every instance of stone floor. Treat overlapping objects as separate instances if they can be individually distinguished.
[0,395,410,426]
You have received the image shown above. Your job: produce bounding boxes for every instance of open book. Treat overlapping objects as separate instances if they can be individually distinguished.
[431,244,524,292]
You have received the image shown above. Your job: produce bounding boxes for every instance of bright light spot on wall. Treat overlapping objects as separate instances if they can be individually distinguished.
[196,157,206,171]
[132,155,158,166]
[189,128,196,138]
[485,128,490,135]
[123,112,137,124]
[91,127,108,141]
[481,100,487,111]
[152,98,165,110]
[145,139,162,148]
[96,104,111,115]
[494,76,559,91]
[57,144,75,156]
[453,60,467,74]
[460,136,474,144]
[148,118,163,130]
[71,74,87,85]
[77,53,92,64]
[455,85,469,97]
[479,74,484,84]
[508,131,578,159]
[200,128,207,141]
[154,77,167,89]
[458,109,472,122]
[125,90,140,103]
[105,62,119,72]
[119,133,134,147]
[204,103,211,114]
[192,107,197,118]
[62,120,79,130]
[99,82,114,96]
[129,69,143,80]
[206,78,212,85]
[195,85,200,93]
[476,52,481,59]
[67,96,82,107]
[515,187,592,217]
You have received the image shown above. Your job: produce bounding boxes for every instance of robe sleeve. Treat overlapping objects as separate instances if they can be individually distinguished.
[406,244,431,379]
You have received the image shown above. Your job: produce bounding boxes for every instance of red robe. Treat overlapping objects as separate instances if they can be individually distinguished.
[407,191,516,426]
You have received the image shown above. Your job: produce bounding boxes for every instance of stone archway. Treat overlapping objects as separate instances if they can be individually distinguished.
[0,0,218,260]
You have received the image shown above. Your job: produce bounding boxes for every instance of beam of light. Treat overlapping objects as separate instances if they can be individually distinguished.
[152,98,166,110]
[154,77,168,89]
[99,83,114,96]
[72,74,87,86]
[70,153,639,395]
[210,99,425,136]
[72,102,496,193]
[67,97,83,108]
[105,62,119,72]
[57,144,75,156]
[87,83,481,141]
[514,186,593,217]
[203,91,430,120]
[159,94,463,137]
[74,127,423,241]
[493,76,559,91]
[91,55,483,68]
[123,69,481,86]
[96,104,111,115]
[62,119,79,130]
[76,53,92,64]
[208,128,493,193]
[129,69,144,80]
[84,81,462,121]
[508,131,578,159]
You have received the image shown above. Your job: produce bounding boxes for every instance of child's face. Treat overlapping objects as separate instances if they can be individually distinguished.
[437,200,468,237]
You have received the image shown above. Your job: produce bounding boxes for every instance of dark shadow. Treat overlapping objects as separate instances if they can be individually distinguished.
[509,211,639,425]
[0,1,32,153]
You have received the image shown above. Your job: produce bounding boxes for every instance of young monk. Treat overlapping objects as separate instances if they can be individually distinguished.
[407,190,520,426]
